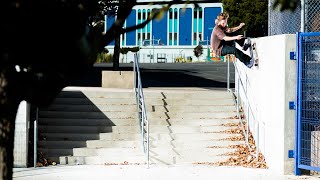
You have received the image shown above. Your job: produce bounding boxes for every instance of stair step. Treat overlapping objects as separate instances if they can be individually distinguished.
[85,139,243,148]
[39,111,137,119]
[145,99,234,106]
[56,91,135,99]
[38,148,74,157]
[38,140,87,149]
[73,147,238,157]
[150,105,236,112]
[39,118,238,126]
[38,118,138,126]
[60,154,232,165]
[38,111,235,120]
[147,112,236,119]
[38,125,139,134]
[99,132,242,141]
[44,104,137,112]
[38,125,238,134]
[39,133,100,141]
[51,98,136,105]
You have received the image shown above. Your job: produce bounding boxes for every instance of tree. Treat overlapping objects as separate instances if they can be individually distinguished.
[273,0,299,11]
[221,0,268,37]
[0,1,200,179]
[194,45,204,61]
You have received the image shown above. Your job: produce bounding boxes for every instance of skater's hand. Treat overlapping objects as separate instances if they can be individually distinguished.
[235,35,243,40]
[239,23,245,27]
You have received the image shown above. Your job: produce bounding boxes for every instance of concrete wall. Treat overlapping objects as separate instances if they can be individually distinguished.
[102,71,134,89]
[235,34,296,175]
[14,101,30,167]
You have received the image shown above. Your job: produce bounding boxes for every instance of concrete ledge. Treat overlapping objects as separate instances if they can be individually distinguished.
[102,71,134,89]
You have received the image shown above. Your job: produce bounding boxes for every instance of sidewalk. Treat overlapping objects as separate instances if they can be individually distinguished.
[13,164,319,180]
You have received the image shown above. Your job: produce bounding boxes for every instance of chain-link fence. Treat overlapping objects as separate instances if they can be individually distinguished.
[268,0,301,35]
[269,0,320,35]
[305,0,320,32]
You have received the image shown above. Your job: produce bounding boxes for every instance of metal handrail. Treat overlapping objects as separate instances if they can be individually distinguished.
[227,57,260,159]
[133,53,150,168]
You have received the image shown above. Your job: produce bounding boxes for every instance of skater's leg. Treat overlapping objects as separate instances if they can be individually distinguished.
[222,45,252,65]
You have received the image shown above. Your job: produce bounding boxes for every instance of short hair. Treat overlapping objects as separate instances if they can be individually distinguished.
[215,12,229,24]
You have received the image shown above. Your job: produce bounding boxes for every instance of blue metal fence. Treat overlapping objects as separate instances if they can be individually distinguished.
[296,32,320,175]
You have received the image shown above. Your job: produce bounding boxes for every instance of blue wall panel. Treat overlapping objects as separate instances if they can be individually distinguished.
[179,8,192,45]
[107,15,115,45]
[204,7,222,42]
[152,12,168,45]
[126,10,136,46]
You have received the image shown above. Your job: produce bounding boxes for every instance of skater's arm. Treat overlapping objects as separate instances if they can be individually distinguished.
[226,23,245,33]
[223,35,243,41]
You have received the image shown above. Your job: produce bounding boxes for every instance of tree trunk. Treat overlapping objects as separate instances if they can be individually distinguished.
[0,103,19,180]
[0,68,21,180]
[113,35,121,71]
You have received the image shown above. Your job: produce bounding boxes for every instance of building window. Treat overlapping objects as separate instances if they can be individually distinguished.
[169,8,178,46]
[137,9,142,45]
[147,9,151,42]
[137,9,152,46]
[193,7,203,45]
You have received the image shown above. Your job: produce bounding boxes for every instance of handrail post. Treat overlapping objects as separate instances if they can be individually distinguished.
[227,57,230,91]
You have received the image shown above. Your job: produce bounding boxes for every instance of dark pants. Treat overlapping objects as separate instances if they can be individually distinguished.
[221,32,251,64]
[221,45,251,64]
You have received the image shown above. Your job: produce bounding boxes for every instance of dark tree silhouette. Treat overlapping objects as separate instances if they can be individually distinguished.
[0,1,200,179]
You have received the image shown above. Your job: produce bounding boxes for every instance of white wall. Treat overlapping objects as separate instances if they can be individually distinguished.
[235,34,296,175]
[14,101,30,167]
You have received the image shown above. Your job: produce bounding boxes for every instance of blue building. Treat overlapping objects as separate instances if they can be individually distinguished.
[105,1,223,63]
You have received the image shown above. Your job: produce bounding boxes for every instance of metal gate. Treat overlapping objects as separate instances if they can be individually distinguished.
[295,32,320,175]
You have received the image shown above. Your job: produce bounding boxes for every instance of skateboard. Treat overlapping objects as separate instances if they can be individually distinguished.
[248,40,259,67]
[252,42,259,67]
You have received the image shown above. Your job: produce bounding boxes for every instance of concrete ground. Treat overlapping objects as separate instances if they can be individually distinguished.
[13,164,319,180]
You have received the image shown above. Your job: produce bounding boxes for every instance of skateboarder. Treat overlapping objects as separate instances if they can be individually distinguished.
[210,12,254,68]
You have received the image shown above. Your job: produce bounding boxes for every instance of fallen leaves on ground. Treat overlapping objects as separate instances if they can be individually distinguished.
[194,120,268,169]
[104,161,144,166]
[37,151,57,167]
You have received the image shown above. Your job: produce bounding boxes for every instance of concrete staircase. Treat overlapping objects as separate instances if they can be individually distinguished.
[38,87,243,166]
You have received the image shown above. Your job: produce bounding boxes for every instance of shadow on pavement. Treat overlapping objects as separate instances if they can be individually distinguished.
[69,63,235,89]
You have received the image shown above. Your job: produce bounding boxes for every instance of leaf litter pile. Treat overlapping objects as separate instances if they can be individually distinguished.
[194,119,268,169]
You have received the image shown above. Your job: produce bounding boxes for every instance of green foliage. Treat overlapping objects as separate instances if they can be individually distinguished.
[273,0,299,11]
[96,52,113,63]
[221,0,268,37]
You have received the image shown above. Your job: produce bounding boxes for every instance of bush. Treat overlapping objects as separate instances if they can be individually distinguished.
[193,45,203,58]
[96,52,113,63]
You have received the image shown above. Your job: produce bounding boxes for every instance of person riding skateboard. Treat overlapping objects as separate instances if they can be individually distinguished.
[210,12,254,68]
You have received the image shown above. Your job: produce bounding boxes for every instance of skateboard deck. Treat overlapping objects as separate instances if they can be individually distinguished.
[248,40,259,67]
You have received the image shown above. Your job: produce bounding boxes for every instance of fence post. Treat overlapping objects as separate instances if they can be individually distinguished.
[301,0,305,32]
[227,57,230,91]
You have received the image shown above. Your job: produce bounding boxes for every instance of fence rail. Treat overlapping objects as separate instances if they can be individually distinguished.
[133,53,150,168]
